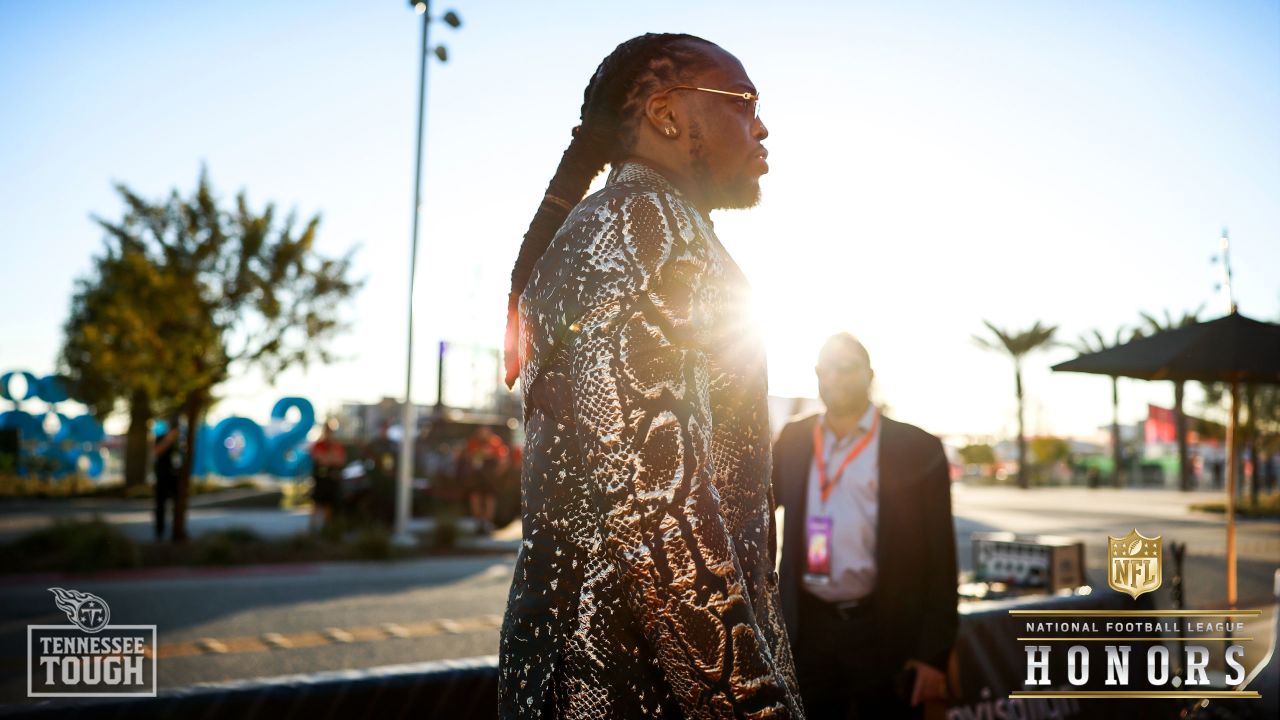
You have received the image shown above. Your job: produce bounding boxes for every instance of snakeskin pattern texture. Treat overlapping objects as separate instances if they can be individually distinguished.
[499,162,804,719]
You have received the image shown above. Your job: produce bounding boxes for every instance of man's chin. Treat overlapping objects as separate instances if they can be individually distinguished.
[822,396,866,416]
[711,181,762,211]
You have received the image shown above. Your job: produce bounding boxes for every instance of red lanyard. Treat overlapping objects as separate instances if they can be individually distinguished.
[813,410,880,505]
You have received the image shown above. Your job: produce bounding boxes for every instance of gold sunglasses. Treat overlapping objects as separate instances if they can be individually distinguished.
[663,86,762,120]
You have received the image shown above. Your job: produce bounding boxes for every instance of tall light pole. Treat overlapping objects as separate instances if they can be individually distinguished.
[396,0,461,546]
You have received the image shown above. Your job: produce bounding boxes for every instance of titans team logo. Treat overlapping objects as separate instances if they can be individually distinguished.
[1107,529,1162,599]
[49,587,111,633]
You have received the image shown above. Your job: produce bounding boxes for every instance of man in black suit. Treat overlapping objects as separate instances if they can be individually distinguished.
[773,333,958,718]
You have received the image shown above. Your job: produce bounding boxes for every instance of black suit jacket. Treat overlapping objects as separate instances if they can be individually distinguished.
[772,412,958,671]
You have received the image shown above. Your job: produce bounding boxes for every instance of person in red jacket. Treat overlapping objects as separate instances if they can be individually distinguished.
[459,425,508,534]
[309,422,346,533]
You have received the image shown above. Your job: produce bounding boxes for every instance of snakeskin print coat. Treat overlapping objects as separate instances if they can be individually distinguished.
[499,162,804,719]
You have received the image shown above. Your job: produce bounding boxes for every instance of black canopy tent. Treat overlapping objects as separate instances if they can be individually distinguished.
[1052,310,1280,607]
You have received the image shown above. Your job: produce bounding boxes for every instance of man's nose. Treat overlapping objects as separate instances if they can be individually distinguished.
[753,117,768,140]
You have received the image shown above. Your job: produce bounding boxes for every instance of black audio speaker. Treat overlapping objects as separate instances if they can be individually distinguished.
[972,532,1087,592]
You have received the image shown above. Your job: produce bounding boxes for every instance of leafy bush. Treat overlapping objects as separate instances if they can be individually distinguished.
[194,526,263,565]
[958,444,996,465]
[192,478,258,495]
[288,532,321,552]
[0,477,261,500]
[1190,492,1280,518]
[319,515,352,543]
[352,526,393,560]
[0,474,99,498]
[214,526,263,544]
[6,517,140,572]
[433,510,459,550]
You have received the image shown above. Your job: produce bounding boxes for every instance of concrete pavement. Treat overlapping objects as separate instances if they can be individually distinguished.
[0,485,1275,705]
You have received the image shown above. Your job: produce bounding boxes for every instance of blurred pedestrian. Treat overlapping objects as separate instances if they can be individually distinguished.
[309,421,346,533]
[152,415,181,541]
[773,333,958,718]
[459,426,508,534]
[359,421,399,525]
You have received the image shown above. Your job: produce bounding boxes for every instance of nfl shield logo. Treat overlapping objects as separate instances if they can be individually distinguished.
[1108,529,1162,599]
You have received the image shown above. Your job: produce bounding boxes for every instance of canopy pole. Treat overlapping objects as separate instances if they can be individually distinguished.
[1226,379,1239,608]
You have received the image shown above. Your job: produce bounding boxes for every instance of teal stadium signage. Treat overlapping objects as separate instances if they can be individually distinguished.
[0,371,106,477]
[0,370,315,479]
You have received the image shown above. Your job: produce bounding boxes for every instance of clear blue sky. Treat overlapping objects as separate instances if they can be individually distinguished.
[2,0,1277,441]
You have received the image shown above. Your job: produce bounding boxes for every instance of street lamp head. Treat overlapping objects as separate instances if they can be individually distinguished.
[412,2,426,15]
[434,45,449,62]
[443,10,462,28]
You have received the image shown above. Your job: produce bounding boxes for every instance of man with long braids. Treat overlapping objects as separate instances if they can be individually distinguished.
[499,34,803,718]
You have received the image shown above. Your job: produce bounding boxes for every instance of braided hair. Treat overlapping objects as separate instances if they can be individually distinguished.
[503,33,717,387]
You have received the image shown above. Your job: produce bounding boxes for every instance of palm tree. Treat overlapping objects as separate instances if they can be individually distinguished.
[1139,308,1202,491]
[1073,327,1140,488]
[974,320,1059,489]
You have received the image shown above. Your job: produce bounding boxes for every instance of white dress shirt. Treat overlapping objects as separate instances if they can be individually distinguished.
[803,404,881,602]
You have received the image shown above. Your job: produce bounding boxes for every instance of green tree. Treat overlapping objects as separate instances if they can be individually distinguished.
[1139,308,1202,491]
[1029,436,1071,464]
[1029,436,1071,485]
[61,170,360,540]
[974,320,1058,489]
[1072,327,1140,488]
[958,443,996,465]
[62,244,218,486]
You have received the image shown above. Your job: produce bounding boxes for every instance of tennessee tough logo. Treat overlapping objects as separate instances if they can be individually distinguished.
[49,588,111,634]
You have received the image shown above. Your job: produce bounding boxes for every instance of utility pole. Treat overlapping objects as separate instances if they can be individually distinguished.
[395,0,462,546]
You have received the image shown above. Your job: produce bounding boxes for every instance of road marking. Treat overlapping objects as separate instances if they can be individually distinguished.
[197,638,228,654]
[262,632,291,649]
[325,628,354,643]
[156,614,502,659]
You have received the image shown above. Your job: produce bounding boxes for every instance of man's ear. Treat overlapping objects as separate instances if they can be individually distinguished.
[643,91,677,133]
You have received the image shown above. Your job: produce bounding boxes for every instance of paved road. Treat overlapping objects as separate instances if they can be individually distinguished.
[0,555,516,706]
[0,486,1275,707]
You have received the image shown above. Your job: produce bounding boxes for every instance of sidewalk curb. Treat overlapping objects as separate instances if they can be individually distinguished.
[0,562,321,587]
[0,546,520,587]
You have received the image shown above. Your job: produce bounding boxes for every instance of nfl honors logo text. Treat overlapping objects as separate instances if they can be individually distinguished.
[27,588,156,697]
[1011,530,1260,701]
